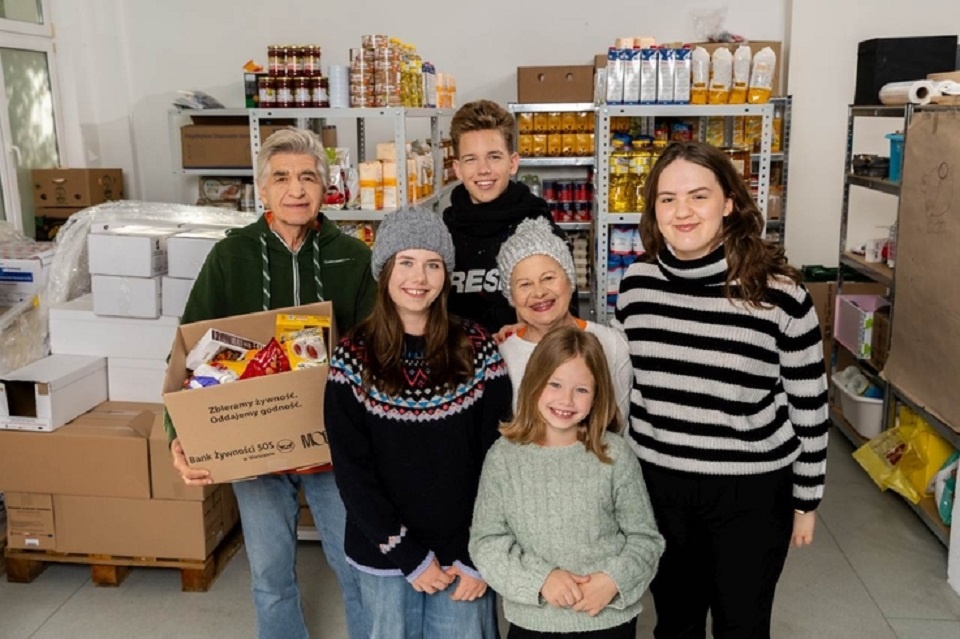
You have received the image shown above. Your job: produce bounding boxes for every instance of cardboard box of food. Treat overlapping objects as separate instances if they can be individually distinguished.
[162,302,336,482]
[92,275,162,319]
[31,168,123,208]
[517,65,595,104]
[180,123,286,170]
[50,294,179,360]
[87,226,177,278]
[0,355,108,432]
[148,411,217,501]
[0,409,153,497]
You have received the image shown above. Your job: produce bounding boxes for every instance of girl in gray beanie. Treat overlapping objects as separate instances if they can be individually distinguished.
[324,206,512,639]
[497,216,632,422]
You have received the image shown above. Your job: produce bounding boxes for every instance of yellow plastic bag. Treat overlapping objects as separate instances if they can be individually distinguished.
[852,406,956,504]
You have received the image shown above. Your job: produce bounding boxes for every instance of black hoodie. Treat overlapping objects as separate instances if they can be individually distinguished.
[442,180,574,332]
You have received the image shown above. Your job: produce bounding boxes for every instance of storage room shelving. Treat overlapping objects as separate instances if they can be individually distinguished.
[248,107,457,218]
[594,101,778,321]
[509,102,597,318]
[830,103,960,548]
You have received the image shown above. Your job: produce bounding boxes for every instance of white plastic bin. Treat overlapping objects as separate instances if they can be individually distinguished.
[833,377,884,439]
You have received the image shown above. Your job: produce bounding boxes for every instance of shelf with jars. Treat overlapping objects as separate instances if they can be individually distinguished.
[509,103,598,319]
[593,102,779,321]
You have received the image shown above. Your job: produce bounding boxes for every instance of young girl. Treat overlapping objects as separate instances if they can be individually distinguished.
[324,206,512,639]
[469,326,664,639]
[615,141,829,638]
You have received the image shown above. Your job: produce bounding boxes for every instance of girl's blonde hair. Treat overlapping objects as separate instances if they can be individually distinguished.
[501,326,620,463]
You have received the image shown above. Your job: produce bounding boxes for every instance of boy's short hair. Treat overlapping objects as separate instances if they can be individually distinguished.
[450,100,515,157]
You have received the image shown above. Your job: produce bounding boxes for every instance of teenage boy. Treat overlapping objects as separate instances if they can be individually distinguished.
[443,99,575,333]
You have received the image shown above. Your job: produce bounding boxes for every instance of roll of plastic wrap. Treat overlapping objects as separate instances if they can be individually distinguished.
[878,80,939,105]
[936,80,960,95]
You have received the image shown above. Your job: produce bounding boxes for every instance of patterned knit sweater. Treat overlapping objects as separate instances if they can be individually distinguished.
[324,321,513,581]
[614,245,829,511]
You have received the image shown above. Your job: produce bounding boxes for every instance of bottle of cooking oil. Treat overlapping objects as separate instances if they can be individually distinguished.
[608,139,633,213]
[630,138,655,212]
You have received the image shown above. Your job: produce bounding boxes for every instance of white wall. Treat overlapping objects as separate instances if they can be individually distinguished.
[785,0,960,267]
[50,0,785,204]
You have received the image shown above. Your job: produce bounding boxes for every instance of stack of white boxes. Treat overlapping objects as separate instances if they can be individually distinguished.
[163,229,225,318]
[48,225,227,404]
[0,242,56,308]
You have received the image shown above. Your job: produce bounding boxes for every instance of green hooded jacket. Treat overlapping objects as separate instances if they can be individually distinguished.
[165,214,376,441]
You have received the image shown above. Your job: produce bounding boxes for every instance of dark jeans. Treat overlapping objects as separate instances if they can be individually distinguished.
[641,463,794,639]
[507,618,638,638]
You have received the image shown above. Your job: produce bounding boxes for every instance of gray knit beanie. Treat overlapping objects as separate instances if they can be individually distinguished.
[497,217,576,305]
[371,206,456,280]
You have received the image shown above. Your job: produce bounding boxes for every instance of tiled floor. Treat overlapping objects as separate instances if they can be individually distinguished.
[1,430,958,638]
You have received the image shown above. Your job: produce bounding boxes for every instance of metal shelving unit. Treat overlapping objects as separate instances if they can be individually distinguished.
[834,103,960,548]
[594,102,777,322]
[509,102,598,320]
[249,107,454,216]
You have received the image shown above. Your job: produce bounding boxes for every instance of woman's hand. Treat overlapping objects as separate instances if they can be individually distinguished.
[540,568,590,607]
[444,565,488,601]
[410,557,455,594]
[170,438,213,485]
[791,510,816,547]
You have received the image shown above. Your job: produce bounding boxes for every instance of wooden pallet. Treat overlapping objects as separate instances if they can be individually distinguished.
[3,524,243,592]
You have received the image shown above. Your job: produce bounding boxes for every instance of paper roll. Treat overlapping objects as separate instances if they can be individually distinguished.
[936,80,960,96]
[878,80,939,105]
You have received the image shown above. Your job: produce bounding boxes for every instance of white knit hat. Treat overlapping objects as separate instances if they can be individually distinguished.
[497,217,576,305]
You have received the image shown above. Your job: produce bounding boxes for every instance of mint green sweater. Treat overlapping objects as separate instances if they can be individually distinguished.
[469,432,664,633]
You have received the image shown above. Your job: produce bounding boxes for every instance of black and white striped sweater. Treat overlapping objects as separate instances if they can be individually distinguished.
[614,244,829,511]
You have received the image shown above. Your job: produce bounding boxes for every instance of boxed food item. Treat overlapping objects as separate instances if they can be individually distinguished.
[0,242,56,305]
[0,355,108,432]
[834,294,890,360]
[87,225,178,278]
[31,168,123,207]
[517,65,595,104]
[49,294,179,360]
[0,409,153,496]
[92,275,162,319]
[162,277,195,318]
[167,229,227,279]
[162,302,337,482]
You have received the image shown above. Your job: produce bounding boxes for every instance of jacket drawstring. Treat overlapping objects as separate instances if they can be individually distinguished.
[260,229,325,311]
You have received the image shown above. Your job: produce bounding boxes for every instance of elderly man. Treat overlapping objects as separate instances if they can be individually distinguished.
[168,128,374,639]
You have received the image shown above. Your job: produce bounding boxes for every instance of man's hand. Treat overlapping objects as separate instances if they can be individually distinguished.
[171,438,213,485]
[540,569,590,607]
[791,511,816,547]
[410,557,455,594]
[445,565,488,601]
[572,572,618,616]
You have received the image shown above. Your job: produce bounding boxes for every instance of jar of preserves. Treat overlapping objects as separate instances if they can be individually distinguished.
[303,45,321,77]
[293,77,311,108]
[310,77,330,108]
[258,76,276,107]
[276,77,293,108]
[285,45,303,77]
[720,146,751,180]
[268,46,285,77]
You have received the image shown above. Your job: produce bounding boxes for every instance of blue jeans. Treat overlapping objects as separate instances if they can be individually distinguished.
[355,568,497,639]
[233,471,367,639]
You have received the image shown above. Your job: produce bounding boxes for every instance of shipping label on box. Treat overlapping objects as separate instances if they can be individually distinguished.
[163,302,337,483]
[0,355,108,432]
[87,226,177,277]
[6,492,56,551]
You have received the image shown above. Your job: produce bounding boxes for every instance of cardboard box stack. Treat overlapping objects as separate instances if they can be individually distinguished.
[31,168,124,241]
[0,402,238,560]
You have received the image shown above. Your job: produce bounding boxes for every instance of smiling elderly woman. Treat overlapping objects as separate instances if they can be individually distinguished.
[496,217,632,424]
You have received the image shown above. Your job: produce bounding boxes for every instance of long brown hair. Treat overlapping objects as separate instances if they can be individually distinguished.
[350,256,473,396]
[501,327,619,463]
[639,141,800,306]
